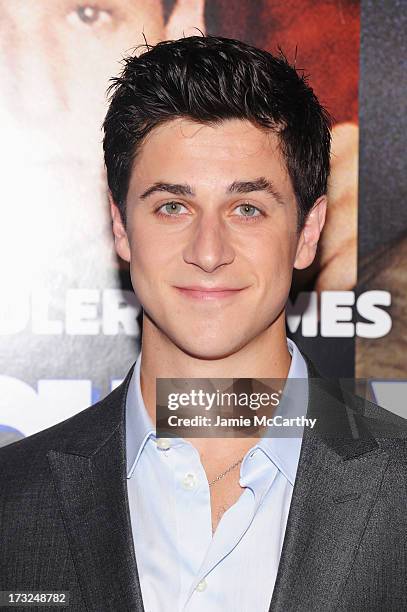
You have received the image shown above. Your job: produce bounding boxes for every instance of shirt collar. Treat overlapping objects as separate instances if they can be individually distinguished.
[254,337,309,486]
[125,351,155,478]
[125,338,309,481]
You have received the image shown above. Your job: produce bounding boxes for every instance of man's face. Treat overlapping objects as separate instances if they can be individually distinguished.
[0,0,165,163]
[0,0,166,286]
[114,118,319,359]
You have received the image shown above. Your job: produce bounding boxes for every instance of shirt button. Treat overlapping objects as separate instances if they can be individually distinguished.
[156,438,171,450]
[182,472,197,490]
[195,579,207,592]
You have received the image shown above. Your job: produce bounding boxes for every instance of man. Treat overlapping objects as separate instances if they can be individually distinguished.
[1,36,406,612]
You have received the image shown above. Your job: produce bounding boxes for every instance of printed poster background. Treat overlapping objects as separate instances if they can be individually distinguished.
[0,0,404,446]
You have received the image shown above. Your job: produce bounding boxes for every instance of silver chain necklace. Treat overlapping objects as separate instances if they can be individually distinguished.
[208,456,244,487]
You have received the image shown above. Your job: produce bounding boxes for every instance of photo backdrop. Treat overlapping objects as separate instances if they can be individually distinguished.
[0,0,405,446]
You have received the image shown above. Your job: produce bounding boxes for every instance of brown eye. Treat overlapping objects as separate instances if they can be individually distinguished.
[68,5,112,27]
[78,6,102,23]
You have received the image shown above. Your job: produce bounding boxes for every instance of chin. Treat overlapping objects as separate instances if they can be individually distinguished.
[171,332,248,361]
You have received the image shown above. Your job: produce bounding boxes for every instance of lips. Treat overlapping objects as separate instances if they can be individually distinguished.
[174,285,247,300]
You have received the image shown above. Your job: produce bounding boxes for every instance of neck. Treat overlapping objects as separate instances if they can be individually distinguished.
[138,311,292,460]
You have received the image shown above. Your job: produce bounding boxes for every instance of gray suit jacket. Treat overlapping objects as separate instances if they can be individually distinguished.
[1,353,406,611]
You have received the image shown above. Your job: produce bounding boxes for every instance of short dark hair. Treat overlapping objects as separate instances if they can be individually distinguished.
[103,35,331,230]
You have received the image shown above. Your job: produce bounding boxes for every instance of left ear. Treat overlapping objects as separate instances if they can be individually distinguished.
[294,195,327,270]
[109,192,131,263]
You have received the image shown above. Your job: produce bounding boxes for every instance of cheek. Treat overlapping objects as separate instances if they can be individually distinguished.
[130,247,153,276]
[246,229,295,282]
[128,226,169,291]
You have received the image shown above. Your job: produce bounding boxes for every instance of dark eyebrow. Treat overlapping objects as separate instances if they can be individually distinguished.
[227,177,286,206]
[140,182,195,200]
[139,176,285,205]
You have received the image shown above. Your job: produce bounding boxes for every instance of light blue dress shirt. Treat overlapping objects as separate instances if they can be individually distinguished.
[126,338,308,612]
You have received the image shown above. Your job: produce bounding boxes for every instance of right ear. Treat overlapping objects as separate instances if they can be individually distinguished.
[109,193,131,263]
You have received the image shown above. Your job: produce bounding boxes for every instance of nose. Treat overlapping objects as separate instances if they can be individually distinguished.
[182,213,235,273]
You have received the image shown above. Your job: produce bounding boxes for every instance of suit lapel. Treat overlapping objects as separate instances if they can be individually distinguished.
[47,368,145,612]
[269,356,389,611]
[45,350,389,611]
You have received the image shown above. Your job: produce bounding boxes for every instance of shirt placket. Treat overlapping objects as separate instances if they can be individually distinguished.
[168,441,213,609]
[183,447,279,610]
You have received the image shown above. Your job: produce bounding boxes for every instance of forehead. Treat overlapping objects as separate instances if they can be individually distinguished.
[131,118,291,191]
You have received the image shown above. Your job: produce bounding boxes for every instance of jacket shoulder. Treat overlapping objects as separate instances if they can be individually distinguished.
[0,366,133,475]
[344,386,407,432]
[334,385,407,462]
[304,350,407,439]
